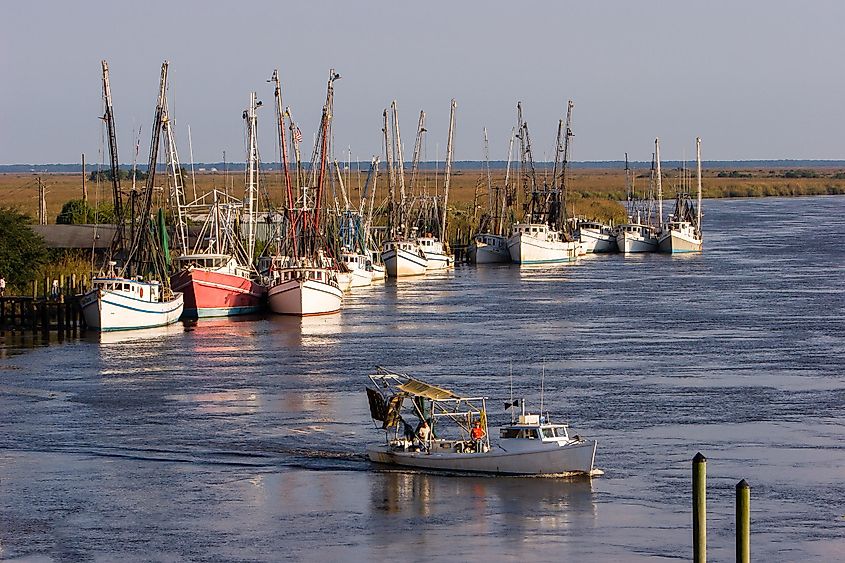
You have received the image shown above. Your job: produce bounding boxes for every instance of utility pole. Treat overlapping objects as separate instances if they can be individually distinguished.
[37,176,47,225]
[82,153,87,203]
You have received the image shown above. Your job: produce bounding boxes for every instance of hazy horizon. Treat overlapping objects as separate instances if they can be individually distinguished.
[3,1,845,165]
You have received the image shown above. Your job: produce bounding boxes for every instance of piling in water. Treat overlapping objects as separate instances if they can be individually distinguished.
[692,452,706,562]
[736,479,750,563]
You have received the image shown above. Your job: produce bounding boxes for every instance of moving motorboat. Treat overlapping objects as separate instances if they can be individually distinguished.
[365,368,598,476]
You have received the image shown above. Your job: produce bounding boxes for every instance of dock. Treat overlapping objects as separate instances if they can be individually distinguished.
[0,277,86,336]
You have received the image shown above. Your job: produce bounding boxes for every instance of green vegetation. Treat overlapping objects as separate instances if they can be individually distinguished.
[56,199,115,224]
[88,169,148,182]
[0,207,49,291]
[781,169,819,179]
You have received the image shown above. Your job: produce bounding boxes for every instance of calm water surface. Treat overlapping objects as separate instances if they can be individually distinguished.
[1,196,844,561]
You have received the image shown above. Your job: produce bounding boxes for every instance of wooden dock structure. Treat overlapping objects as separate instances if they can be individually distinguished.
[0,276,87,335]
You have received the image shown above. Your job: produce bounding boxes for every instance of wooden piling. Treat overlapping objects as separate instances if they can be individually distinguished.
[57,300,65,336]
[736,479,750,563]
[692,452,707,563]
[40,301,49,334]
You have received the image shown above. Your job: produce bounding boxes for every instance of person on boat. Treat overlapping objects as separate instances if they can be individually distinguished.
[470,420,485,452]
[417,420,431,445]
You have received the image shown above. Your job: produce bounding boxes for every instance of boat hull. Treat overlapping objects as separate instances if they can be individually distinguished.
[423,250,453,270]
[507,232,579,264]
[267,277,342,316]
[469,234,511,264]
[382,247,428,277]
[370,263,386,281]
[367,439,597,475]
[578,229,618,254]
[616,231,658,253]
[658,229,702,253]
[170,268,264,319]
[81,288,184,332]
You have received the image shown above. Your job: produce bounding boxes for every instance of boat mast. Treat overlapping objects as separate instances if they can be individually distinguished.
[162,95,189,255]
[391,101,407,234]
[441,99,456,242]
[383,109,396,237]
[696,136,702,235]
[560,100,574,231]
[655,137,663,227]
[272,69,296,255]
[483,127,493,221]
[500,127,516,236]
[409,110,426,194]
[101,60,125,258]
[624,152,632,217]
[550,118,563,229]
[515,102,525,216]
[363,156,379,240]
[123,60,169,283]
[244,92,260,262]
[313,69,340,233]
[287,107,304,196]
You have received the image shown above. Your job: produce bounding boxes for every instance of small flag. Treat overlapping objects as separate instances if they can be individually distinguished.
[293,126,303,145]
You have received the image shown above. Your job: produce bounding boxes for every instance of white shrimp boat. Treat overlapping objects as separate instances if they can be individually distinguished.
[658,137,703,254]
[616,223,659,253]
[576,220,618,254]
[81,276,184,331]
[267,263,343,316]
[382,239,428,277]
[366,368,598,475]
[341,251,374,287]
[658,220,702,253]
[507,223,579,264]
[418,236,453,270]
[468,233,511,264]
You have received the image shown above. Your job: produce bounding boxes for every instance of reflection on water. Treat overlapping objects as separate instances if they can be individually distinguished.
[94,322,187,345]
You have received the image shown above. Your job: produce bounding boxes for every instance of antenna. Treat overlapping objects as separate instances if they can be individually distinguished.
[509,361,515,424]
[540,358,545,418]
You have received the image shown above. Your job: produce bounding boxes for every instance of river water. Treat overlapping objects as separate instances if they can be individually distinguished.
[1,196,844,561]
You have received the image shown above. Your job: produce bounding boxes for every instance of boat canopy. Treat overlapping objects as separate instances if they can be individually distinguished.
[368,367,484,402]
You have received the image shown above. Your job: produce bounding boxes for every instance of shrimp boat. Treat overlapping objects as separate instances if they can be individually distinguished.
[658,137,703,254]
[267,70,344,316]
[81,61,183,331]
[575,219,618,253]
[470,128,514,264]
[615,149,659,254]
[507,101,581,265]
[365,368,598,476]
[166,92,265,319]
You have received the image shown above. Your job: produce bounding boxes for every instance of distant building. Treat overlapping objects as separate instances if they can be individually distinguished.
[31,224,116,254]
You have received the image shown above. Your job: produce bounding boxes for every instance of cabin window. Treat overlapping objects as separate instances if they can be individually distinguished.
[542,428,555,439]
[500,428,520,439]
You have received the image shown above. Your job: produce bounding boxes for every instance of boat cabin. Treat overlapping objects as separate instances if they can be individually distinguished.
[498,413,574,452]
[178,254,251,279]
[577,221,613,236]
[511,223,566,243]
[384,239,427,259]
[473,234,506,248]
[93,277,161,303]
[341,252,373,271]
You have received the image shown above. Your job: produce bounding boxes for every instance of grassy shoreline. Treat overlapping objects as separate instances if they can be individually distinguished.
[2,167,844,226]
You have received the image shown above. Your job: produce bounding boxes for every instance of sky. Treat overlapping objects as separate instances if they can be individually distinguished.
[2,1,845,165]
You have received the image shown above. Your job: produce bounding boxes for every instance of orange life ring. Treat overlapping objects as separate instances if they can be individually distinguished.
[139,287,144,298]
